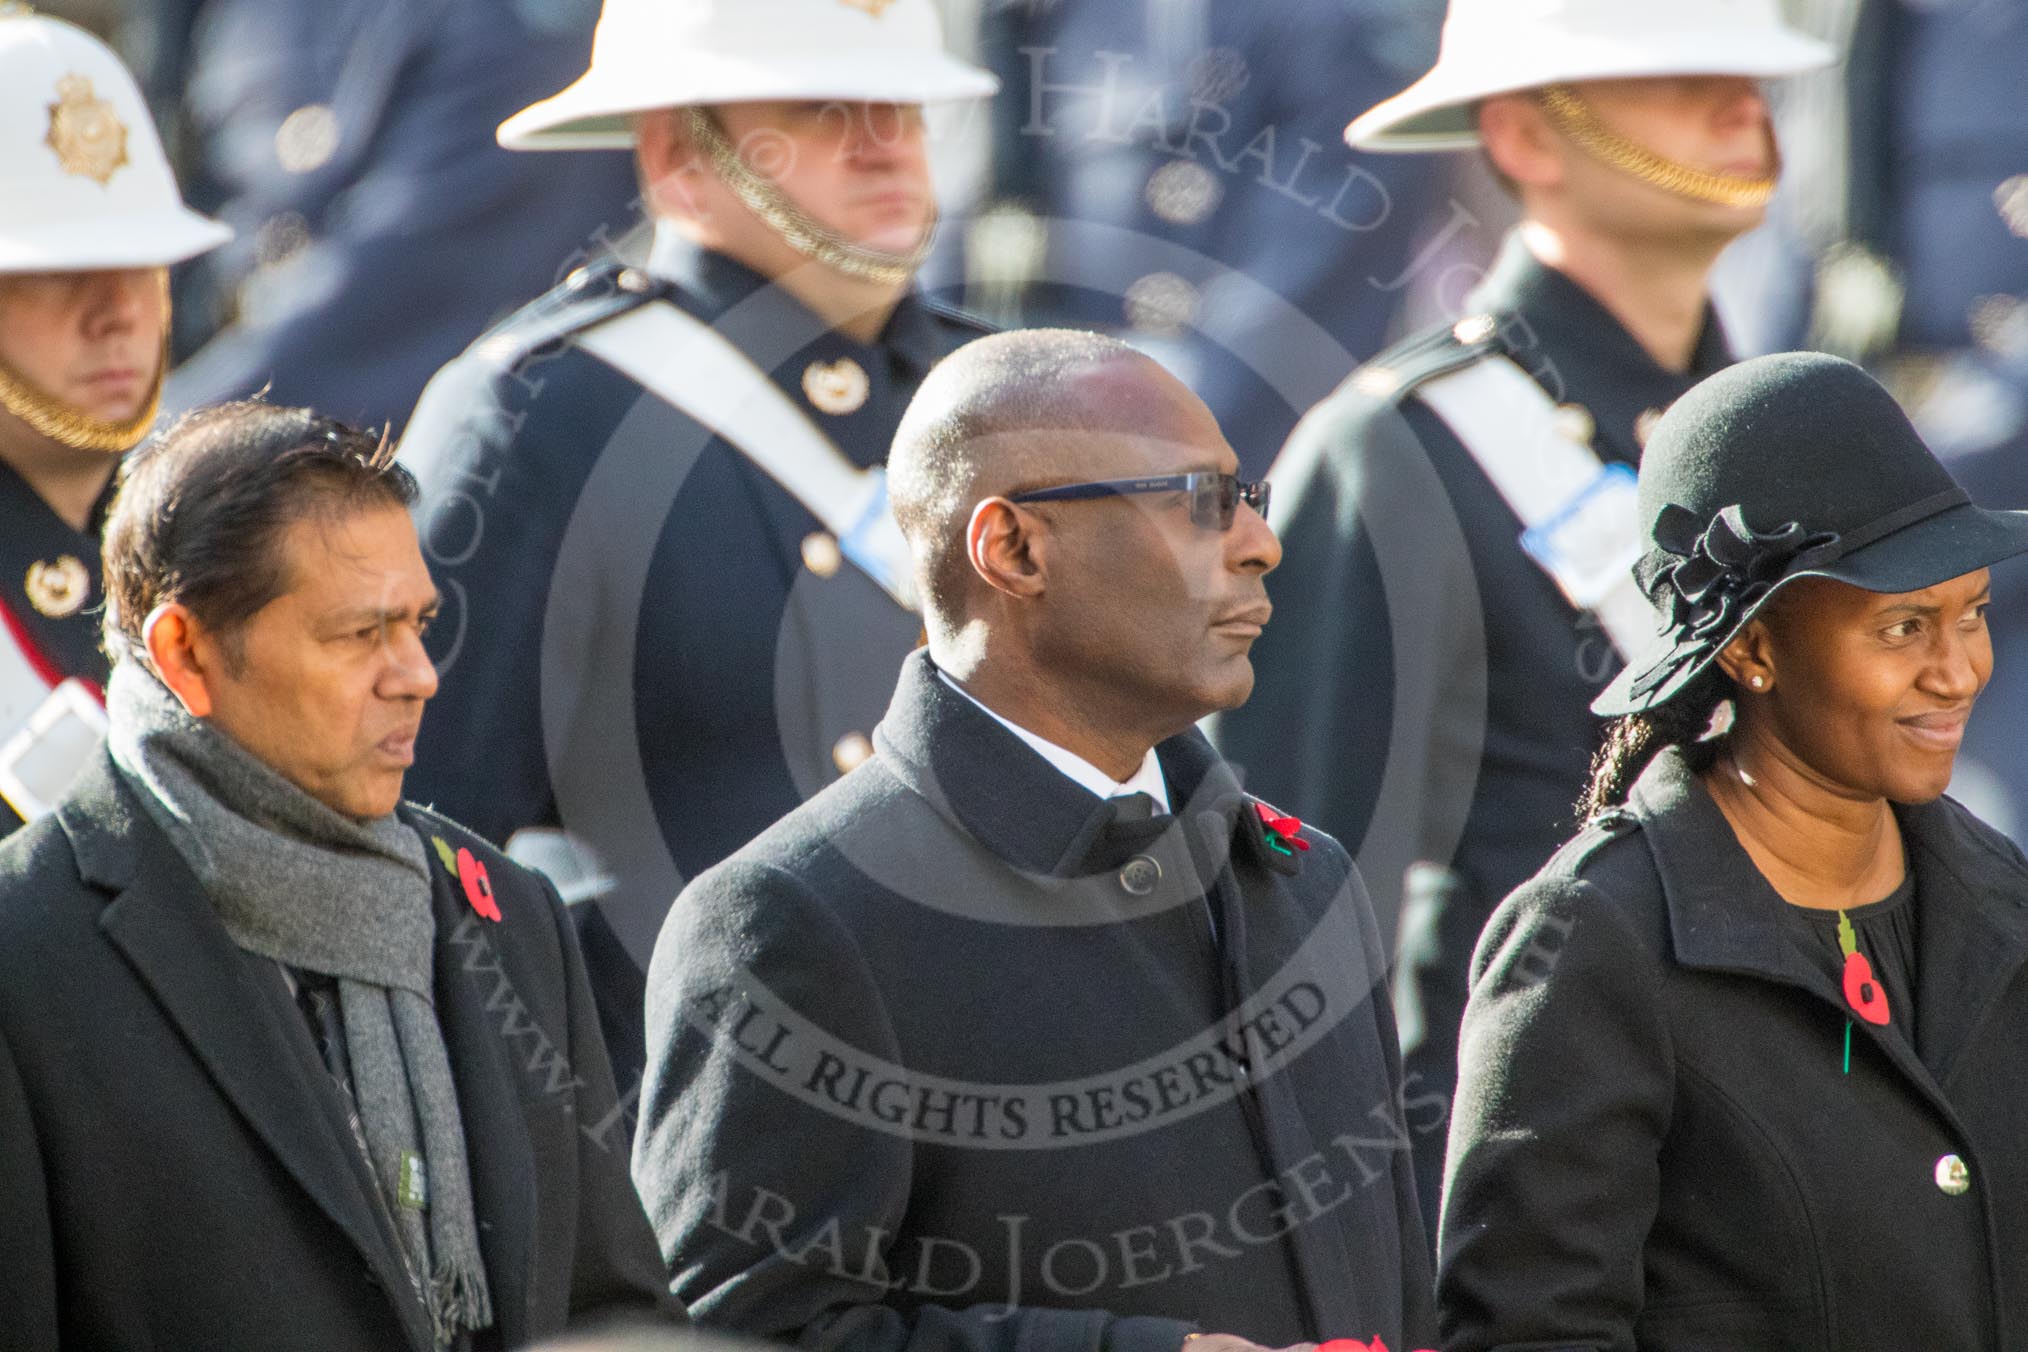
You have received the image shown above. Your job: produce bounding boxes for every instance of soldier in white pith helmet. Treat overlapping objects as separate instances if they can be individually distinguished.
[0,4,229,834]
[1211,0,1837,1228]
[397,0,998,1093]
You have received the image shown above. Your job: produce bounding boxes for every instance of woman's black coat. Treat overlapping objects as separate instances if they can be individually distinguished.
[1438,747,2028,1351]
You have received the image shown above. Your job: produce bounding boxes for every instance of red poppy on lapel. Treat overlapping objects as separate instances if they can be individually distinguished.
[457,847,501,923]
[1254,801,1311,854]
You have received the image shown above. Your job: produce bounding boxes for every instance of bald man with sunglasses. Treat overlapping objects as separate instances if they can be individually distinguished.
[632,329,1434,1352]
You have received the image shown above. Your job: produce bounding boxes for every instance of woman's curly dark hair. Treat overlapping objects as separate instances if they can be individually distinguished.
[1577,665,1732,821]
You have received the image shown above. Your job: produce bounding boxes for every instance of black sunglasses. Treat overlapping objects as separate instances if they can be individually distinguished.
[1008,472,1271,531]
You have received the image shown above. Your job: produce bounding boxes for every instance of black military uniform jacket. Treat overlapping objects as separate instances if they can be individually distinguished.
[0,463,109,836]
[0,753,679,1350]
[1212,233,1731,1216]
[1441,747,2028,1351]
[401,239,989,1088]
[634,651,1437,1352]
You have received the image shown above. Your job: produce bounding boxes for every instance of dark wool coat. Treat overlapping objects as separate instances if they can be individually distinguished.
[1440,747,2028,1351]
[0,754,680,1351]
[634,652,1437,1352]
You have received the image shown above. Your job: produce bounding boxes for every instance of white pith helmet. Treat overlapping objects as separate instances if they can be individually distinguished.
[499,0,999,153]
[0,5,230,273]
[1346,0,1837,153]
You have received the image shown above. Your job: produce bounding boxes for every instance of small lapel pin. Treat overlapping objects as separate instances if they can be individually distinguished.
[396,1150,429,1210]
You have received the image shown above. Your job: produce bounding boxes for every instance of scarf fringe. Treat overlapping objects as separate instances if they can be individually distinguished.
[429,1262,493,1345]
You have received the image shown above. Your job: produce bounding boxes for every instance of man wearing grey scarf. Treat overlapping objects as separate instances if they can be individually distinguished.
[108,657,491,1344]
[0,401,677,1350]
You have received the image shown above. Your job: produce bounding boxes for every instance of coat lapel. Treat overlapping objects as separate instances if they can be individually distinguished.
[1902,799,2028,1084]
[68,758,434,1349]
[420,823,540,1349]
[1629,751,1948,1106]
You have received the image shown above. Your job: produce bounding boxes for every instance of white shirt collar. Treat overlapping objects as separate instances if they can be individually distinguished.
[937,672,1170,813]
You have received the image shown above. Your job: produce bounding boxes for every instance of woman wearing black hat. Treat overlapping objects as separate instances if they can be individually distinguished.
[1436,352,2028,1352]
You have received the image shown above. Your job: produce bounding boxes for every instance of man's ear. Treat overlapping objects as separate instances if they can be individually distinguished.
[142,603,216,718]
[635,108,708,222]
[1478,93,1565,192]
[966,498,1048,601]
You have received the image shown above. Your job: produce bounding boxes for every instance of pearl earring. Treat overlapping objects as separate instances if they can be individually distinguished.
[1749,674,1766,690]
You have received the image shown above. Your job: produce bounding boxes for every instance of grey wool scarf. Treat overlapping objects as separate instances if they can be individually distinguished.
[106,660,492,1345]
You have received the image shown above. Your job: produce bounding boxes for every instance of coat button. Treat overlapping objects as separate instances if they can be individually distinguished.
[802,357,870,415]
[1552,402,1596,447]
[1118,855,1162,896]
[1123,273,1198,337]
[1936,1154,1971,1196]
[832,732,873,774]
[801,531,843,578]
[1145,159,1221,225]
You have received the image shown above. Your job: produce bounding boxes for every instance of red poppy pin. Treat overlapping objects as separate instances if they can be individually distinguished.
[457,847,501,923]
[1836,912,1888,1026]
[1254,801,1311,856]
[1318,1338,1435,1352]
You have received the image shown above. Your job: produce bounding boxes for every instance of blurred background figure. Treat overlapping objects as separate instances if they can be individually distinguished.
[87,0,640,434]
[1717,0,2028,843]
[1216,0,1834,1230]
[0,3,228,835]
[400,0,998,1103]
[964,0,1449,475]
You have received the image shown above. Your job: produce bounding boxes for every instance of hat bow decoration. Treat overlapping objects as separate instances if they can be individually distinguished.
[1627,504,1839,701]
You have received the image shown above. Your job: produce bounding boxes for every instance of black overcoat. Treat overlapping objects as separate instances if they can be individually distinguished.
[0,754,679,1350]
[1440,747,2028,1351]
[633,652,1437,1352]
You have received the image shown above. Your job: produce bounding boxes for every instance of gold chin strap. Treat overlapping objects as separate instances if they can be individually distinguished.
[1535,84,1780,211]
[0,270,170,454]
[684,106,935,287]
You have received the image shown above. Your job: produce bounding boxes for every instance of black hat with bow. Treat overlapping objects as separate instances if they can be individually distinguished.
[1594,351,2028,717]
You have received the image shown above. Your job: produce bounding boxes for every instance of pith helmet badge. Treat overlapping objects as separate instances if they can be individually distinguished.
[46,73,129,186]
